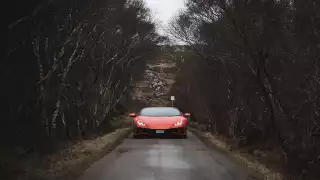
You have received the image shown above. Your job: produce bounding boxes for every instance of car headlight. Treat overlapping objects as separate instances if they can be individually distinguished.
[174,120,183,126]
[137,121,146,126]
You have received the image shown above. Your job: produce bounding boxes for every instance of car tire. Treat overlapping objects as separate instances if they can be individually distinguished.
[182,135,188,139]
[133,134,140,139]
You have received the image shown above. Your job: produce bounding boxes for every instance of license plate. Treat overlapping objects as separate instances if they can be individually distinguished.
[156,130,164,134]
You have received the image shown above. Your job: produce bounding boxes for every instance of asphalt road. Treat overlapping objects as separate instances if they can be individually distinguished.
[78,132,251,180]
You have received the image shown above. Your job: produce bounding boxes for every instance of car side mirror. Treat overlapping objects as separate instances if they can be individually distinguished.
[184,113,190,117]
[129,113,136,117]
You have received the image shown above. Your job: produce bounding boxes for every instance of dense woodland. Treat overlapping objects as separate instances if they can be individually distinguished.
[3,0,320,179]
[169,0,320,179]
[1,0,164,158]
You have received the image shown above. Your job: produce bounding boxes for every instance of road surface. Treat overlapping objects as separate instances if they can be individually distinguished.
[77,132,251,180]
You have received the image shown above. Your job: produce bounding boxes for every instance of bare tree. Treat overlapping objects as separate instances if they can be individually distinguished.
[169,0,320,179]
[1,0,166,154]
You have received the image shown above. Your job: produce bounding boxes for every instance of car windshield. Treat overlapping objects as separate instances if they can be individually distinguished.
[139,107,181,117]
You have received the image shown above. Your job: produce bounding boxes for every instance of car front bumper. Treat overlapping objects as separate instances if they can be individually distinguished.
[134,127,187,136]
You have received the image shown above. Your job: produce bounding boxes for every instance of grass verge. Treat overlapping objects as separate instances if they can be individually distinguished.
[57,127,132,180]
[15,127,133,180]
[189,122,286,180]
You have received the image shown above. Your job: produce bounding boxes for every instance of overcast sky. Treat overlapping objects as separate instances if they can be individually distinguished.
[144,0,186,36]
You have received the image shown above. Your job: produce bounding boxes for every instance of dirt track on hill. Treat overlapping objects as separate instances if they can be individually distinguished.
[131,58,177,107]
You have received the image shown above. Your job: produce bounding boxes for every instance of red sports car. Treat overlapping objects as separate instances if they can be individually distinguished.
[129,107,190,138]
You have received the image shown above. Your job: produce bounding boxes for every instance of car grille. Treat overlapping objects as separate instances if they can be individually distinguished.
[135,127,186,134]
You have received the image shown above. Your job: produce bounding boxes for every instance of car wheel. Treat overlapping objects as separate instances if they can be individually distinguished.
[182,135,188,139]
[133,134,140,139]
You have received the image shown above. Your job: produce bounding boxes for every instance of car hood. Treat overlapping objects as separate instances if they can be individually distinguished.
[136,116,186,129]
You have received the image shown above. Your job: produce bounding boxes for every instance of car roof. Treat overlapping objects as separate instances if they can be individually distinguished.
[140,107,180,111]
